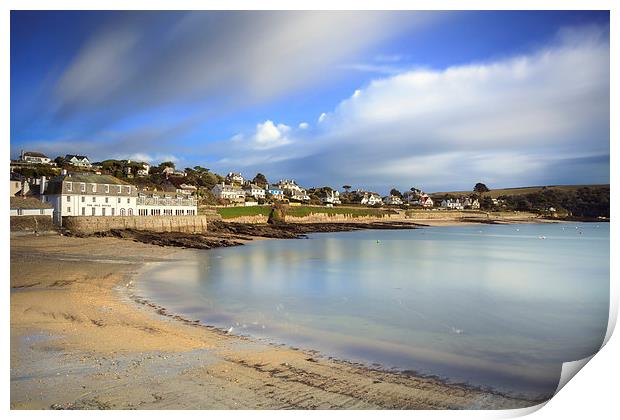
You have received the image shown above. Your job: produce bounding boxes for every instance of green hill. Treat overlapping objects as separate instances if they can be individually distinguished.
[431,184,609,199]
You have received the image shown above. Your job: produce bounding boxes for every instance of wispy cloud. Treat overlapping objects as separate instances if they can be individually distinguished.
[207,25,609,192]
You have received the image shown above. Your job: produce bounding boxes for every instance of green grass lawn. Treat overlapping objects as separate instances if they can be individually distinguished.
[215,205,390,219]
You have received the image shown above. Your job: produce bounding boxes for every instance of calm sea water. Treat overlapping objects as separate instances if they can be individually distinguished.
[136,223,609,398]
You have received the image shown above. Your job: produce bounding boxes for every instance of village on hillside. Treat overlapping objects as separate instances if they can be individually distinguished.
[10,150,609,229]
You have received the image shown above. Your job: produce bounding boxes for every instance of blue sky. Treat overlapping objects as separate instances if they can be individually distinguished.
[11,11,610,192]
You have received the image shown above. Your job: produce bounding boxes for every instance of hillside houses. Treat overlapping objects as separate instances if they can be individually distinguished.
[384,195,403,206]
[441,198,464,210]
[65,154,91,168]
[406,192,434,208]
[244,184,266,200]
[276,179,310,202]
[320,189,341,205]
[359,192,383,206]
[212,183,245,202]
[267,185,285,201]
[226,172,245,185]
[440,197,480,210]
[20,151,54,165]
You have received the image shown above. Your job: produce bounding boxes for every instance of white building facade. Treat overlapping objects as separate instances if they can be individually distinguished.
[244,184,266,200]
[42,173,197,224]
[65,155,91,168]
[212,183,246,201]
[21,151,52,165]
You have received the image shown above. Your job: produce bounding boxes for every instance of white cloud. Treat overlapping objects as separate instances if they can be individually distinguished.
[230,120,293,151]
[210,25,609,192]
[298,122,309,130]
[52,12,433,120]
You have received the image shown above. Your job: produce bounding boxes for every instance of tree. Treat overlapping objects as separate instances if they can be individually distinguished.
[390,188,402,197]
[158,161,175,169]
[410,187,421,195]
[342,185,351,193]
[473,183,490,193]
[253,173,269,187]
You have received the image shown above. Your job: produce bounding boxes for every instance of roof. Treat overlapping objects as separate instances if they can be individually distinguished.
[65,154,89,160]
[57,173,129,185]
[10,197,53,209]
[24,151,49,158]
[45,173,131,195]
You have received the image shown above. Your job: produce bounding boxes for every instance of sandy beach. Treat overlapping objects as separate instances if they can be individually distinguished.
[11,232,538,410]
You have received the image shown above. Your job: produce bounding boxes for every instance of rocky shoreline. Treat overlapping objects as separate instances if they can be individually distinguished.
[85,220,426,249]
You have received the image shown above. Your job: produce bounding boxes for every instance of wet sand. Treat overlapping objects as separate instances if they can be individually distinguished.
[11,234,539,410]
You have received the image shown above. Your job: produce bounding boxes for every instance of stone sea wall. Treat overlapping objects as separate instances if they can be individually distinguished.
[222,210,539,224]
[10,215,56,233]
[62,214,221,235]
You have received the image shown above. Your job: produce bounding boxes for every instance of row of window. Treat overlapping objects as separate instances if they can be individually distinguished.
[65,182,132,195]
[67,207,134,216]
[66,196,132,204]
[15,209,48,215]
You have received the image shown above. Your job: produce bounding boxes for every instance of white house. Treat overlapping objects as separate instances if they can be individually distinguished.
[441,199,464,210]
[384,195,403,205]
[161,166,175,177]
[243,183,266,200]
[463,197,481,209]
[321,190,341,205]
[276,179,310,201]
[20,151,53,165]
[226,172,245,185]
[65,154,91,168]
[136,192,197,216]
[42,173,197,224]
[10,197,54,217]
[360,192,383,206]
[137,163,150,177]
[408,193,434,208]
[42,173,138,224]
[212,183,245,202]
[177,183,198,195]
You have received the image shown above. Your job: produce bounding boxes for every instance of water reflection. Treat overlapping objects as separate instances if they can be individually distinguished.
[137,223,609,398]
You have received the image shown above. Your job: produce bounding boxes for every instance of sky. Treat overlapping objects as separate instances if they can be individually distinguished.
[10,10,610,193]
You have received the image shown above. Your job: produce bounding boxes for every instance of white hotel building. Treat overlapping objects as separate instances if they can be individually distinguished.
[42,173,196,224]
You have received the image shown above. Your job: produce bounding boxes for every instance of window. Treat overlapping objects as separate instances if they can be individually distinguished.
[66,196,70,202]
[118,198,121,203]
[66,182,72,191]
[105,185,109,193]
[102,208,106,216]
[127,198,130,203]
[117,186,122,193]
[111,208,115,216]
[128,208,133,216]
[92,208,95,216]
[40,209,44,215]
[67,207,71,213]
[120,208,125,216]
[91,184,97,193]
[81,196,85,202]
[126,186,131,194]
[92,197,96,203]
[80,183,86,192]
[82,207,85,216]
[17,209,23,216]
[105,197,108,203]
